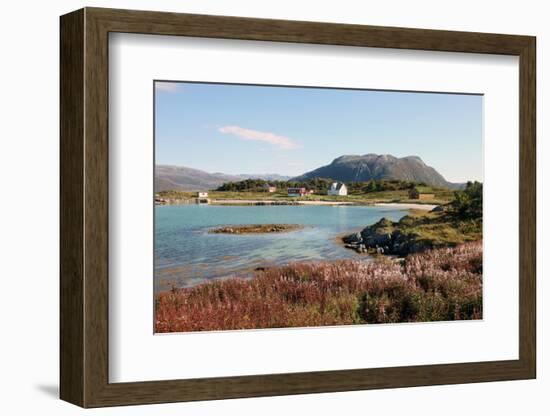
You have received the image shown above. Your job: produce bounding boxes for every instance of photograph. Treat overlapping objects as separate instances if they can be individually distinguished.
[153,81,484,333]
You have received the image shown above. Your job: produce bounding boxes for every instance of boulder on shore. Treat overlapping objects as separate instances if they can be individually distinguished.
[343,217,432,256]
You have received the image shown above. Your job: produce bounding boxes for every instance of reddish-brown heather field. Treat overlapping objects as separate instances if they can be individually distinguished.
[155,242,482,333]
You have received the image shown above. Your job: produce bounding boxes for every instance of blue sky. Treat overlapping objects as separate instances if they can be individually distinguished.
[155,81,483,182]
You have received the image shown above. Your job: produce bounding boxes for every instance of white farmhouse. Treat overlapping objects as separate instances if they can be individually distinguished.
[327,182,347,196]
[197,191,209,198]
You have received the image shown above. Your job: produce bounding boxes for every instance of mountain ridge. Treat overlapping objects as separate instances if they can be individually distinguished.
[155,165,291,191]
[156,154,465,191]
[292,154,463,189]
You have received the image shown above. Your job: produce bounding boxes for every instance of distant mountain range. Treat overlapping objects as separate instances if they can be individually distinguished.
[156,154,464,191]
[155,165,291,191]
[292,154,464,189]
[235,173,292,182]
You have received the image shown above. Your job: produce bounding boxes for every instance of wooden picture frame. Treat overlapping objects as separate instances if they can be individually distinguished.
[60,7,536,408]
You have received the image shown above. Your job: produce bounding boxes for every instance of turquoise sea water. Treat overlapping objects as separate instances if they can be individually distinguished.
[154,205,408,291]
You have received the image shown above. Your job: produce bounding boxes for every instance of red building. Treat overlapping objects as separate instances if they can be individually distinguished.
[287,187,307,197]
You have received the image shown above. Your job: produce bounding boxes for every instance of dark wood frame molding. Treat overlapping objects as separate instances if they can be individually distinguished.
[60,7,536,408]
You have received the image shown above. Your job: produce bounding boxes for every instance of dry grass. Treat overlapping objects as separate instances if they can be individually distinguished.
[155,242,482,333]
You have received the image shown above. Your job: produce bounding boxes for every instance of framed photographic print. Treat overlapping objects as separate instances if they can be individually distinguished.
[60,7,536,408]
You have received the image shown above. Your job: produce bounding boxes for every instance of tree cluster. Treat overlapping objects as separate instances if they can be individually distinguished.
[217,177,425,194]
[450,181,483,220]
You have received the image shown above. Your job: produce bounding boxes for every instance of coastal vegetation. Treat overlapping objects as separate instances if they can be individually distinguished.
[156,178,454,205]
[155,242,482,332]
[216,177,443,195]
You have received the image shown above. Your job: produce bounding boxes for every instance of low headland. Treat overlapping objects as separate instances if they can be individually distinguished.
[343,208,481,255]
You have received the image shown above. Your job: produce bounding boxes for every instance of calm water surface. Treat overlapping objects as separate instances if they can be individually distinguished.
[155,205,408,291]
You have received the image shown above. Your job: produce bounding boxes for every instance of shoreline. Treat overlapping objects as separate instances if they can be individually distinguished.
[210,199,356,206]
[155,242,483,332]
[157,199,441,208]
[374,202,438,211]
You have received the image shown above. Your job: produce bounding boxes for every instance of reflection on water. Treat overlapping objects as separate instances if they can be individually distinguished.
[155,205,408,291]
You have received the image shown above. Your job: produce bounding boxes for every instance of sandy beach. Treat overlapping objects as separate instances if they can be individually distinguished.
[374,202,438,211]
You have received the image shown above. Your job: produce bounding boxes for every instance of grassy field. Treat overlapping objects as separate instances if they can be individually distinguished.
[156,189,453,205]
[155,242,482,332]
[384,210,482,246]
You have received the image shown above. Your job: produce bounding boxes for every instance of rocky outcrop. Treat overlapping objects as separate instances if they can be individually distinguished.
[209,224,303,234]
[343,217,433,255]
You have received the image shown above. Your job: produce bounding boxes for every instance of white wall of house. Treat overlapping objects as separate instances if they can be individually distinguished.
[328,182,348,196]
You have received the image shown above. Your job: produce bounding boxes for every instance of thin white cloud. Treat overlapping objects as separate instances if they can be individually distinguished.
[218,125,300,150]
[155,82,182,93]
